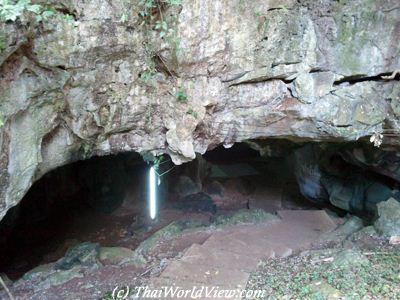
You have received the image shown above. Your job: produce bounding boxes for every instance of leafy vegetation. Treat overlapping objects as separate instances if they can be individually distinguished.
[0,32,5,52]
[140,151,165,169]
[0,1,73,23]
[35,7,54,22]
[0,0,40,21]
[246,246,400,299]
[175,88,187,103]
[186,107,197,118]
[138,0,182,43]
[0,114,4,128]
[138,0,182,86]
[119,12,128,23]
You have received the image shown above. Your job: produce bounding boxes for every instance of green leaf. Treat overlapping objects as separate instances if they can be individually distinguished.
[41,10,55,20]
[168,0,182,6]
[64,14,74,22]
[175,89,188,103]
[0,0,42,21]
[26,4,41,14]
[186,108,198,118]
[120,13,128,23]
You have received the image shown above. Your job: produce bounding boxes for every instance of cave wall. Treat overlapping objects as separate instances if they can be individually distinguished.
[0,0,399,220]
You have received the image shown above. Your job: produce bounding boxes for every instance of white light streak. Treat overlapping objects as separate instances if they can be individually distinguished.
[149,166,157,220]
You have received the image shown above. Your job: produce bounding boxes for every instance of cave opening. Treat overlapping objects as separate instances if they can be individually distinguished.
[1,140,398,282]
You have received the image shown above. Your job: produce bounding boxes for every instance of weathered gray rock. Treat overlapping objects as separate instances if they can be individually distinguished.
[293,144,397,213]
[174,175,201,198]
[98,246,136,266]
[341,145,400,182]
[0,0,399,220]
[316,215,364,246]
[331,249,370,268]
[175,192,217,214]
[374,198,400,236]
[55,242,101,270]
[204,180,225,197]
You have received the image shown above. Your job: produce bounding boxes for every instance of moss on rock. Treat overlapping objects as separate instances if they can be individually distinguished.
[211,208,279,227]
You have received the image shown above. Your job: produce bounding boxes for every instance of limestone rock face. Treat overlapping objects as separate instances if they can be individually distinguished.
[0,0,399,220]
[374,198,400,237]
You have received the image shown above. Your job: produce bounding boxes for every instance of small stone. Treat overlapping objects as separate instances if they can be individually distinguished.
[389,236,400,245]
[307,281,343,299]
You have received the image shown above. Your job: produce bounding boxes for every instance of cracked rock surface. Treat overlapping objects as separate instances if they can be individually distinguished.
[0,0,399,220]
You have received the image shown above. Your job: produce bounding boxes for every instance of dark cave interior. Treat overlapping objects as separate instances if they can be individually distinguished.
[1,140,398,280]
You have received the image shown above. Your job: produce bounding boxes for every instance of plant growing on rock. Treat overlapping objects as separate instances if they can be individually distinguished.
[0,0,40,22]
[140,151,165,169]
[138,0,182,81]
[0,33,5,52]
[186,107,197,118]
[175,88,187,103]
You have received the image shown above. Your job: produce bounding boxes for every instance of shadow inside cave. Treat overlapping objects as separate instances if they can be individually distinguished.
[2,140,396,281]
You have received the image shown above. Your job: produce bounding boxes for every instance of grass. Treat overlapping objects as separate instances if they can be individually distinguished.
[246,245,400,299]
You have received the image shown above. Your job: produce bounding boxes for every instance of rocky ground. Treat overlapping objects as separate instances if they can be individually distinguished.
[246,238,400,299]
[0,203,398,300]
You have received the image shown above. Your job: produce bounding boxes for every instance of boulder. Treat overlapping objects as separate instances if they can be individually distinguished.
[292,144,329,204]
[16,263,84,292]
[54,242,101,271]
[98,246,136,265]
[331,249,370,268]
[175,192,217,214]
[293,144,396,214]
[20,263,55,281]
[374,198,400,237]
[226,178,256,196]
[204,180,224,197]
[30,267,85,292]
[134,220,208,256]
[348,226,382,250]
[174,176,201,198]
[316,215,364,246]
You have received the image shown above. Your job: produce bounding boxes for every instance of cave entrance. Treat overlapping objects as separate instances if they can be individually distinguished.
[200,141,315,213]
[0,152,162,279]
[5,140,395,282]
[0,141,323,281]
